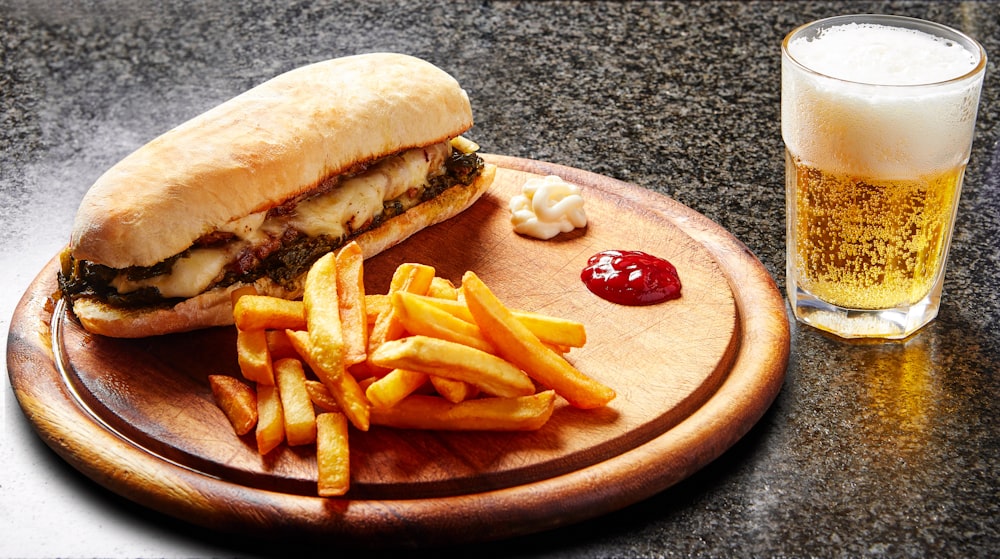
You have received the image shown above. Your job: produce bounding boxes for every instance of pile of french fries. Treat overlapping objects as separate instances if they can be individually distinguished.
[208,241,615,497]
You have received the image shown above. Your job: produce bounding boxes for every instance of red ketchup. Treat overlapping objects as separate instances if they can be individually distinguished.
[580,250,682,305]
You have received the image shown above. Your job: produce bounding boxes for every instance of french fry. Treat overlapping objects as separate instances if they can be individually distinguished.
[365,368,428,409]
[335,242,368,365]
[316,413,350,497]
[369,335,535,398]
[357,375,378,392]
[233,295,306,331]
[303,252,345,382]
[255,384,284,454]
[208,375,258,435]
[305,380,341,412]
[274,358,317,446]
[230,285,259,305]
[346,361,383,382]
[286,329,371,431]
[462,272,615,409]
[392,291,495,353]
[370,390,557,431]
[429,376,479,404]
[544,342,572,355]
[236,328,274,385]
[231,284,275,385]
[427,276,459,300]
[366,263,436,354]
[407,294,587,349]
[364,294,391,325]
[509,311,587,349]
[405,294,474,321]
[215,251,612,498]
[266,329,300,360]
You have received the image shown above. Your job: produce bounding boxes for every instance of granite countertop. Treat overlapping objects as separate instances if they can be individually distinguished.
[2,1,997,557]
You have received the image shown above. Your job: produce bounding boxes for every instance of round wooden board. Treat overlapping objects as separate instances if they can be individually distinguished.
[7,155,789,547]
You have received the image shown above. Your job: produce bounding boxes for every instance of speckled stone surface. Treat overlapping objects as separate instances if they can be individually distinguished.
[2,1,998,557]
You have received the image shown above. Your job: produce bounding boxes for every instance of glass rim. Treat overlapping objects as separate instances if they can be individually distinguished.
[782,13,987,88]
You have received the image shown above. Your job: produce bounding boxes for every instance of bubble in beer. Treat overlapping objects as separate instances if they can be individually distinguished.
[788,23,978,85]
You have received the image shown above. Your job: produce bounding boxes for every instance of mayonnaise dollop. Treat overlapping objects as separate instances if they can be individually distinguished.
[509,175,587,240]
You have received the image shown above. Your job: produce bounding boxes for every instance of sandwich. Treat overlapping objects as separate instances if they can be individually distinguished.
[57,53,495,338]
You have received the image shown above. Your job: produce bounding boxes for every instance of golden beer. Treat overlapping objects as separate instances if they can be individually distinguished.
[788,155,964,310]
[781,15,985,338]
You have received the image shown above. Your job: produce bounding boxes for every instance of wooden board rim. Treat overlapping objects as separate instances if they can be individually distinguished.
[6,155,790,547]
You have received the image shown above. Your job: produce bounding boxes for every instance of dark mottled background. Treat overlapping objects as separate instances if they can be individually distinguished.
[2,1,997,557]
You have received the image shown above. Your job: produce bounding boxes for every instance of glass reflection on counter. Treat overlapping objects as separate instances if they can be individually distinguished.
[855,334,937,458]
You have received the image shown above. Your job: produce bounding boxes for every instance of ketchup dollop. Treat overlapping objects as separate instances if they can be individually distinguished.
[580,250,682,306]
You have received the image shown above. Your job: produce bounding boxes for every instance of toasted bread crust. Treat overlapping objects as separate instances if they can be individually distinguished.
[70,54,474,269]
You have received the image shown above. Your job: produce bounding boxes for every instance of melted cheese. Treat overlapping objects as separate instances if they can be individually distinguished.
[219,211,268,244]
[289,170,388,239]
[113,141,452,299]
[289,142,449,237]
[112,247,234,298]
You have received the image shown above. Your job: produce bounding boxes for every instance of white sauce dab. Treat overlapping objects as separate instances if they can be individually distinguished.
[509,175,587,240]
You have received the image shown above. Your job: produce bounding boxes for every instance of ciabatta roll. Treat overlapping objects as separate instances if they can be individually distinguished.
[59,53,495,337]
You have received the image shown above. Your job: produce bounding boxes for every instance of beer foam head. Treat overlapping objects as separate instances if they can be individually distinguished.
[782,22,985,177]
[788,23,978,85]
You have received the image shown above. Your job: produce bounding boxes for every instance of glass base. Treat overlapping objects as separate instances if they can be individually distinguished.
[788,284,940,340]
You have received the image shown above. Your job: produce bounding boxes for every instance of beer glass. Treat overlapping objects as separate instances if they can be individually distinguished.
[781,15,986,339]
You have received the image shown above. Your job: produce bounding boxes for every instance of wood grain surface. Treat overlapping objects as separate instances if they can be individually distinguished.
[7,155,789,547]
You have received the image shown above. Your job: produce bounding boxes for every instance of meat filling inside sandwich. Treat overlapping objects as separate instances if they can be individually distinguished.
[59,139,484,310]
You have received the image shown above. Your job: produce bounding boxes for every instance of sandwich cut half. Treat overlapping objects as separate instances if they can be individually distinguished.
[58,53,496,338]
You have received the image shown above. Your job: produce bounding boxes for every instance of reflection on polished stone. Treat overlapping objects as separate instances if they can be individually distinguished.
[856,334,936,458]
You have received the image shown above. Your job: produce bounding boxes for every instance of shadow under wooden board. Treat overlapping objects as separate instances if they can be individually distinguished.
[7,154,790,547]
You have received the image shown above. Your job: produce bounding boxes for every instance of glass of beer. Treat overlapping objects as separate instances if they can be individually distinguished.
[782,14,986,339]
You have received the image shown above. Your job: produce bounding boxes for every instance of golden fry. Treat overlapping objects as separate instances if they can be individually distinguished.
[509,310,587,349]
[286,329,371,431]
[345,361,383,382]
[303,252,345,382]
[430,376,479,403]
[406,294,473,321]
[408,294,587,348]
[365,263,436,374]
[462,272,614,409]
[367,263,435,350]
[544,342,571,355]
[221,252,613,498]
[233,295,306,331]
[266,329,300,360]
[316,413,350,497]
[208,374,258,436]
[392,291,495,353]
[427,276,460,300]
[364,294,391,325]
[370,390,556,431]
[274,358,317,446]
[357,375,377,392]
[365,368,428,409]
[236,328,274,385]
[255,383,284,454]
[305,380,341,413]
[336,241,368,366]
[230,285,259,305]
[369,335,535,398]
